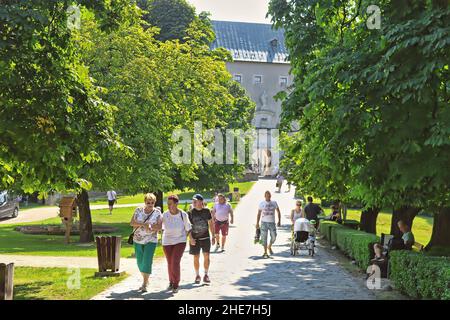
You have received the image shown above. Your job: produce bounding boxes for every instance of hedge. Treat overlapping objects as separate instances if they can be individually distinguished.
[319,220,379,268]
[389,250,450,300]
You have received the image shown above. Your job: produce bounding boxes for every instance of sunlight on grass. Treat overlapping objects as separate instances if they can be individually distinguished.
[0,182,254,258]
[340,209,433,245]
[13,267,126,300]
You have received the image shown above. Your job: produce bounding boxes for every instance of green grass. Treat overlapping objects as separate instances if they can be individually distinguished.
[0,207,162,258]
[19,203,52,212]
[90,181,256,205]
[322,208,433,246]
[0,183,250,258]
[13,267,127,300]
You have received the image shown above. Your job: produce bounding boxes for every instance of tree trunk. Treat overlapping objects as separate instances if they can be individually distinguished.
[390,206,420,238]
[155,190,163,212]
[77,189,94,243]
[359,207,380,234]
[426,207,450,250]
[341,204,347,221]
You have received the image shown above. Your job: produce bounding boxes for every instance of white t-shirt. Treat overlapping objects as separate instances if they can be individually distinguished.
[213,203,232,222]
[107,191,117,201]
[132,207,162,244]
[162,210,192,246]
[259,200,279,223]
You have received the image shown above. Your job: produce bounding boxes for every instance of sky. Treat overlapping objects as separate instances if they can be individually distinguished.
[187,0,272,24]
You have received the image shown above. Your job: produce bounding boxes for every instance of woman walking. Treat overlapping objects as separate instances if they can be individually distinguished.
[161,195,193,293]
[130,193,162,292]
[290,200,303,226]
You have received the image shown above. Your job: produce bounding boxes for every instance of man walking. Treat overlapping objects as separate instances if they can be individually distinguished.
[211,194,234,252]
[256,191,281,258]
[188,194,215,284]
[106,190,117,215]
[303,196,323,229]
[276,174,284,193]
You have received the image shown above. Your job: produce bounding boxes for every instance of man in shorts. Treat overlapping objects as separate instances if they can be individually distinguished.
[106,190,117,215]
[211,194,234,252]
[188,194,215,284]
[256,191,281,258]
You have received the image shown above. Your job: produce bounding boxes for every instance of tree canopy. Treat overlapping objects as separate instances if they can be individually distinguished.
[137,0,197,42]
[269,0,449,245]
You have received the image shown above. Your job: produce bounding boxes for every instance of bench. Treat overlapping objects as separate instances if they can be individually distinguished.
[368,233,393,278]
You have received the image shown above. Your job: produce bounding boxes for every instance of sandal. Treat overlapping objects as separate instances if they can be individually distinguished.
[262,253,269,259]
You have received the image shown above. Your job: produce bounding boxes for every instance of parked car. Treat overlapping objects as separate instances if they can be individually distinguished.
[0,190,19,219]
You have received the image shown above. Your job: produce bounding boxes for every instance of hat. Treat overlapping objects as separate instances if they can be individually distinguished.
[192,194,204,201]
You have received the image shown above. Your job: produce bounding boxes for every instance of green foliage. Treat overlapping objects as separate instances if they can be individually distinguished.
[138,0,196,41]
[0,0,133,193]
[320,220,378,268]
[390,250,450,300]
[79,7,254,194]
[269,0,450,215]
[334,228,379,269]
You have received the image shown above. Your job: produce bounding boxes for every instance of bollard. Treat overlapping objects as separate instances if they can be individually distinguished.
[0,263,14,300]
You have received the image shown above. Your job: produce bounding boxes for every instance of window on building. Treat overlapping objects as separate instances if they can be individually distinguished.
[254,75,263,84]
[233,74,242,83]
[280,76,288,87]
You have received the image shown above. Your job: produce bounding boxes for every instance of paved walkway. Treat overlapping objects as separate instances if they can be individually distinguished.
[92,179,375,300]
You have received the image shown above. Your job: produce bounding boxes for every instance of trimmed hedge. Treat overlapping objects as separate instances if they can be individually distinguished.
[319,220,378,268]
[390,250,450,300]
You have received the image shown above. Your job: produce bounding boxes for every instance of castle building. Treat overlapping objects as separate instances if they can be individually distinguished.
[211,21,291,175]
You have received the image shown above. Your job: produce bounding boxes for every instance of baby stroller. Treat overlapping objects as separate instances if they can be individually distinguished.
[291,218,316,256]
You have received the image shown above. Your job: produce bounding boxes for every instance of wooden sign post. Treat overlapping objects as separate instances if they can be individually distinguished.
[0,263,14,300]
[59,197,77,244]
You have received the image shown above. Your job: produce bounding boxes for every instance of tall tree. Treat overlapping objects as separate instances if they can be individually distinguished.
[0,0,138,242]
[79,7,254,214]
[138,0,196,41]
[269,0,449,245]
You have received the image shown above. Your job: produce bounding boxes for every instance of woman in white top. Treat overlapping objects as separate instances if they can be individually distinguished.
[291,200,303,227]
[130,193,162,292]
[162,194,193,293]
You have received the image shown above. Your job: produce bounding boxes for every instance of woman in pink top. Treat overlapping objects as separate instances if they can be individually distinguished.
[211,194,234,252]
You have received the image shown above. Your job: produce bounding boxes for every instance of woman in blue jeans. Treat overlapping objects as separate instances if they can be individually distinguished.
[256,191,282,258]
[130,193,162,292]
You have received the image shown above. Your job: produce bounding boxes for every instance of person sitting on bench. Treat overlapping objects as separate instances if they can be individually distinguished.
[398,220,415,250]
[367,220,415,278]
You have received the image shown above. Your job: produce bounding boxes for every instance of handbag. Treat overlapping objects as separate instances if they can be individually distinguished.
[128,209,154,245]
